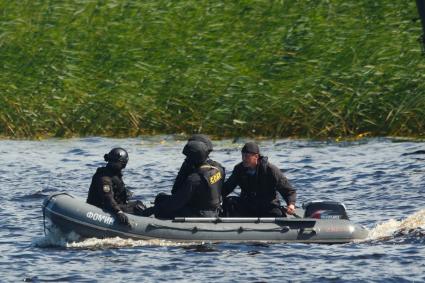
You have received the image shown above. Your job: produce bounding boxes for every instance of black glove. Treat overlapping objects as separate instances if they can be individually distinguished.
[134,200,147,215]
[116,211,129,225]
[140,206,155,217]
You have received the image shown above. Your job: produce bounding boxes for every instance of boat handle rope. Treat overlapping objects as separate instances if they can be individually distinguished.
[173,217,292,223]
[146,223,290,233]
[42,193,73,236]
[42,202,47,236]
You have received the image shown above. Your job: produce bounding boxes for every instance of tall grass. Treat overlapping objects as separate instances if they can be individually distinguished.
[0,1,424,139]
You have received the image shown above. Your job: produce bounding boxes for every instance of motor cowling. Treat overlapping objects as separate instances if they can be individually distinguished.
[303,201,349,220]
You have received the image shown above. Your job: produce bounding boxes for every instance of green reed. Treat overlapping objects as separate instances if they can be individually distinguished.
[1,1,424,139]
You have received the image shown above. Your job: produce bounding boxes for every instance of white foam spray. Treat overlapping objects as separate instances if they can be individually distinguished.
[66,237,196,249]
[367,209,425,240]
[33,225,81,248]
[33,224,197,249]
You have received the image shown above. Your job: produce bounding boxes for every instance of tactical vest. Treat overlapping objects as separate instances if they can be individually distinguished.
[189,164,223,210]
[87,167,128,207]
[109,175,128,204]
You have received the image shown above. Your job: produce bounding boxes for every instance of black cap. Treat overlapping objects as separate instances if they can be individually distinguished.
[188,134,213,153]
[241,142,260,154]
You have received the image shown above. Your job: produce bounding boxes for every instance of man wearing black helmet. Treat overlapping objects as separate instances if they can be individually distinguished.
[87,147,146,225]
[222,142,297,217]
[171,134,224,194]
[154,140,224,219]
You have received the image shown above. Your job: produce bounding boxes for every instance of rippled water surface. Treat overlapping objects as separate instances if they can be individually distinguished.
[1,137,424,282]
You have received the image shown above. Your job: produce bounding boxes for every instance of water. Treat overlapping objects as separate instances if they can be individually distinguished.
[0,137,424,282]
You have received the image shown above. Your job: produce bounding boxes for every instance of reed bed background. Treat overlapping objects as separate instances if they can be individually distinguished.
[1,0,424,139]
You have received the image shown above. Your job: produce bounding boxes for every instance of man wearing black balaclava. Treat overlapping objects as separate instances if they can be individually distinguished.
[154,140,224,219]
[87,147,146,225]
[222,142,297,217]
[171,134,225,194]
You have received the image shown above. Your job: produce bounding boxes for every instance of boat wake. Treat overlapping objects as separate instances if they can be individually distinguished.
[66,237,196,249]
[33,224,196,249]
[366,209,425,244]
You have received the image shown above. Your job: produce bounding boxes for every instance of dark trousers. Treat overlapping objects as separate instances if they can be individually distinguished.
[153,193,219,219]
[119,200,147,216]
[221,196,284,217]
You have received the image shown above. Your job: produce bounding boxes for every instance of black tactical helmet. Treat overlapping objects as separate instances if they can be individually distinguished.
[104,148,129,166]
[188,134,213,153]
[183,141,209,165]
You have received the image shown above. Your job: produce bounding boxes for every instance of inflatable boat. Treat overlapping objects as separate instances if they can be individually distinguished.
[42,193,368,244]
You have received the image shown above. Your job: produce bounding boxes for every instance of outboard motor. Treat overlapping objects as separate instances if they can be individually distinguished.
[303,201,349,220]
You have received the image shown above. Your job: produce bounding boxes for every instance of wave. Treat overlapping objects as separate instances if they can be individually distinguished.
[66,237,195,249]
[367,209,425,244]
[33,225,196,249]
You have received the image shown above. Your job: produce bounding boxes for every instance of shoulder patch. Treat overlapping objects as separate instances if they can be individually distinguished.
[103,185,111,193]
[209,171,222,184]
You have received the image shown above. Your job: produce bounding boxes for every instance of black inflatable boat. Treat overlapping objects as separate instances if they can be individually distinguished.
[42,193,368,244]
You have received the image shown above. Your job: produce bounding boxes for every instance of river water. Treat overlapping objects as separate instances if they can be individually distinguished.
[0,137,424,282]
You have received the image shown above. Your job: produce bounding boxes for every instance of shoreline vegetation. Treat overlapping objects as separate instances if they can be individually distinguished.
[1,1,425,139]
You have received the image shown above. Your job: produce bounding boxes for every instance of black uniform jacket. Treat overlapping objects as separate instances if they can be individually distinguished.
[86,166,129,214]
[222,156,296,211]
[172,158,225,194]
[157,164,224,217]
